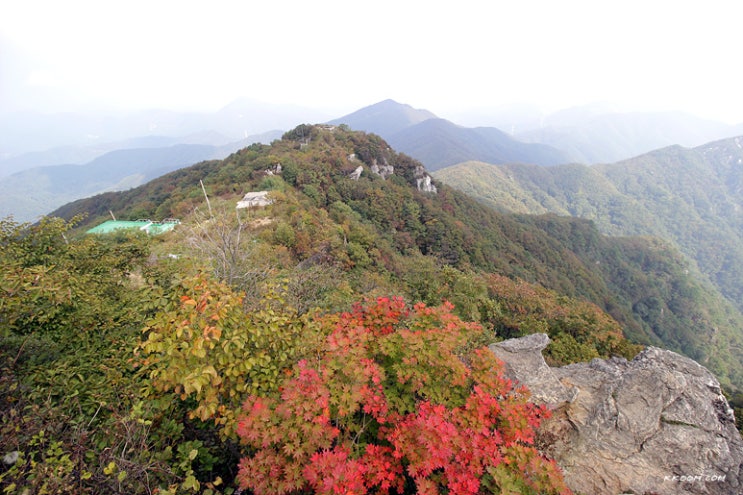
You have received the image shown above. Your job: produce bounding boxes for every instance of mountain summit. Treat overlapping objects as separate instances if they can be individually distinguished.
[331,100,570,170]
[328,99,437,135]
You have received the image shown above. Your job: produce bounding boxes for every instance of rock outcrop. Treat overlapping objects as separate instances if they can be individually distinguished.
[414,165,437,193]
[371,159,394,180]
[349,165,363,180]
[490,334,743,495]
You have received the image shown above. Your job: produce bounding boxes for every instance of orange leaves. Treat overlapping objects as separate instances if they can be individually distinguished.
[202,325,221,341]
[179,291,211,313]
[467,348,511,398]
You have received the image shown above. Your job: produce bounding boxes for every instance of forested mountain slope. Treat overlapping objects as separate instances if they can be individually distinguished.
[53,125,743,391]
[0,133,282,222]
[434,136,743,317]
[386,118,571,170]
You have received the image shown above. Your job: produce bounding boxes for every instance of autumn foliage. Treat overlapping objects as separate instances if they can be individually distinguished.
[139,273,318,436]
[236,297,572,495]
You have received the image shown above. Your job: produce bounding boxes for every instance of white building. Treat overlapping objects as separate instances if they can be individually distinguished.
[236,191,273,209]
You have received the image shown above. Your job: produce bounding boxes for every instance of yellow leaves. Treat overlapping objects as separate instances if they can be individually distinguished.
[201,366,222,388]
[191,345,207,359]
[139,273,319,438]
[181,474,200,491]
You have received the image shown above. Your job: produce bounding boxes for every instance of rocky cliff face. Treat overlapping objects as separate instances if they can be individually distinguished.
[490,334,743,495]
[345,156,437,193]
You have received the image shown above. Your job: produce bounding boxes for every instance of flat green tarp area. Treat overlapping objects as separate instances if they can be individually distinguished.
[86,220,178,235]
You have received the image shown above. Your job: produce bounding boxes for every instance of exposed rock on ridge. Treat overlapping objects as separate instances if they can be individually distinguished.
[371,158,394,180]
[490,334,743,495]
[414,165,437,193]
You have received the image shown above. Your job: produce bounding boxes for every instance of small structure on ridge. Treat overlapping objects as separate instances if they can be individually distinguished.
[237,191,272,209]
[86,219,180,236]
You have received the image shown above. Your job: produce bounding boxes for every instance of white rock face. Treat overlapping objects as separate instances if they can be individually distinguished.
[414,165,437,193]
[371,159,394,179]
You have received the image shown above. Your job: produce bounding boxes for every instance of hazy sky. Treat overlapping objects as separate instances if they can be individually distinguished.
[2,0,743,122]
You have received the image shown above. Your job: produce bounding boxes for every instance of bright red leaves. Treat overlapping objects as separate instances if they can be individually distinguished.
[236,297,571,495]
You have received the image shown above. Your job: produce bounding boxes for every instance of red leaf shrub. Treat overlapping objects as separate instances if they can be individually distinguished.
[236,297,571,495]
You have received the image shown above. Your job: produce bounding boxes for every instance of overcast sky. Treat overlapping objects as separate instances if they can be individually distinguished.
[2,0,743,123]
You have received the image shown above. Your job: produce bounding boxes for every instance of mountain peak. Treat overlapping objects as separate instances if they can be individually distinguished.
[328,100,437,136]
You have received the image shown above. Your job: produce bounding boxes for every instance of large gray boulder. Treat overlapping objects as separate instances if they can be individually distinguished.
[490,334,743,495]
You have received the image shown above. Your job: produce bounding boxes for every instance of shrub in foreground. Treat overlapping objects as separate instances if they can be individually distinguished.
[236,297,571,495]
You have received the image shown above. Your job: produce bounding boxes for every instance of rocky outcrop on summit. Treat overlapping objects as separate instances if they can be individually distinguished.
[490,334,743,495]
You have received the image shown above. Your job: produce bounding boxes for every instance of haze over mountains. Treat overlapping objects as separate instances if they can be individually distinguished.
[0,97,325,220]
[0,135,281,222]
[516,105,743,164]
[3,98,743,222]
[0,98,330,161]
[332,100,743,166]
[329,101,570,170]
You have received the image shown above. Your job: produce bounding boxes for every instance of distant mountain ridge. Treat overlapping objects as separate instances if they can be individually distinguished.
[0,98,328,160]
[330,100,743,169]
[327,99,437,135]
[6,98,743,222]
[387,118,572,170]
[0,98,328,220]
[3,99,571,220]
[330,100,571,170]
[0,132,239,178]
[0,132,281,222]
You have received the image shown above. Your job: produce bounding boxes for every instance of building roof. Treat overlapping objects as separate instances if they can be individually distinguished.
[237,191,272,209]
[86,219,179,236]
